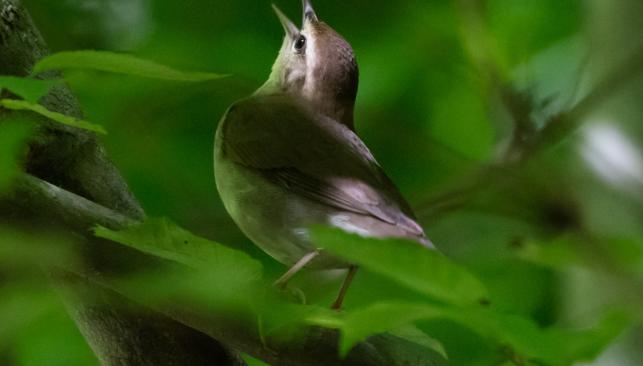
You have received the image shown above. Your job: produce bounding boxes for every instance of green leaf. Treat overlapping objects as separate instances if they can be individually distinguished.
[94,219,265,313]
[311,227,489,306]
[515,237,582,270]
[0,76,58,103]
[241,354,270,366]
[337,302,450,356]
[459,308,630,366]
[336,301,629,364]
[33,51,227,82]
[0,99,106,134]
[10,305,99,366]
[0,226,81,276]
[0,285,57,342]
[544,312,632,365]
[0,118,34,192]
[516,236,643,278]
[93,218,262,278]
[388,325,449,360]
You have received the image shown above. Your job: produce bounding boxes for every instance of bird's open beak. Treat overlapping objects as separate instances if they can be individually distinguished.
[302,0,318,22]
[272,4,298,38]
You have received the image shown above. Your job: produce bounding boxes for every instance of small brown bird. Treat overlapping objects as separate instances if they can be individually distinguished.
[214,0,433,309]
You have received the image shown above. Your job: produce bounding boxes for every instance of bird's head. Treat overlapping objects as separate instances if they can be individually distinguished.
[264,0,358,129]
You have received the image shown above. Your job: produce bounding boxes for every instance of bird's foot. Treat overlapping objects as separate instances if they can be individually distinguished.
[273,283,307,304]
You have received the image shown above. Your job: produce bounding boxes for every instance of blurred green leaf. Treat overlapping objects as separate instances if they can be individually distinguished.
[0,76,58,103]
[0,227,85,359]
[0,99,106,134]
[11,304,99,366]
[261,302,339,337]
[94,218,262,277]
[388,325,448,360]
[33,51,227,82]
[336,302,449,357]
[111,265,260,312]
[241,354,269,366]
[329,301,449,359]
[0,226,81,275]
[545,312,632,365]
[451,307,629,366]
[606,238,643,277]
[487,0,582,67]
[0,285,57,342]
[311,227,489,306]
[428,73,494,161]
[336,301,628,364]
[516,237,581,270]
[511,37,589,125]
[517,236,643,278]
[0,118,34,192]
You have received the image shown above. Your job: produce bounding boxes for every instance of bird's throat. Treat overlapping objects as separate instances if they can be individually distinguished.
[255,78,356,130]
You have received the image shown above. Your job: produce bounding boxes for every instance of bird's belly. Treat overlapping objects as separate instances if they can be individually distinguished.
[214,148,346,269]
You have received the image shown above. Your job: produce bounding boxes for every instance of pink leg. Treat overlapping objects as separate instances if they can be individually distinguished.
[331,265,358,310]
[273,250,320,289]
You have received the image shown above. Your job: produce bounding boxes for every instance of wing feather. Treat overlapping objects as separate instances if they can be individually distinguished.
[220,94,425,239]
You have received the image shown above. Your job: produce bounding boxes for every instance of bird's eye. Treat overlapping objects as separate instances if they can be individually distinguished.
[294,35,306,53]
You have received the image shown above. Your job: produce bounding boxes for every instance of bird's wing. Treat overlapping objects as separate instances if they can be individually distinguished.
[219,94,425,239]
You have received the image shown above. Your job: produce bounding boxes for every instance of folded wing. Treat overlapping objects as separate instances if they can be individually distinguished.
[220,94,427,242]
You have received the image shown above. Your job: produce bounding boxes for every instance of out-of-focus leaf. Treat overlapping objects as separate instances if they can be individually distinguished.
[0,226,81,274]
[517,236,643,278]
[544,312,632,366]
[110,265,260,312]
[487,0,582,67]
[311,227,489,306]
[428,73,494,161]
[605,238,643,277]
[33,51,227,82]
[512,37,589,126]
[11,304,99,366]
[242,354,269,366]
[336,301,629,364]
[516,237,582,270]
[0,118,34,192]
[0,99,106,134]
[0,228,83,353]
[0,285,57,342]
[261,302,339,336]
[389,325,448,360]
[453,307,630,366]
[336,302,449,356]
[0,76,58,103]
[94,218,262,278]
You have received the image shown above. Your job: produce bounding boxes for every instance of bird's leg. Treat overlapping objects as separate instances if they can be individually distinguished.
[331,265,358,310]
[273,250,320,289]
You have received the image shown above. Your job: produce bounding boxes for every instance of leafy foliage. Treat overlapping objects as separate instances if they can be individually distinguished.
[90,220,631,365]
